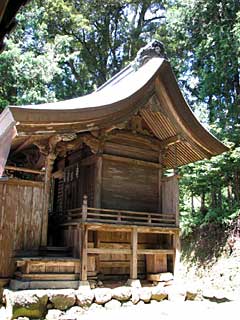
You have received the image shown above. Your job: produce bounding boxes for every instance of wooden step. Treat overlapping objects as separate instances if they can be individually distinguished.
[15,272,79,281]
[39,246,72,257]
[16,257,80,274]
[14,270,97,282]
[0,278,9,288]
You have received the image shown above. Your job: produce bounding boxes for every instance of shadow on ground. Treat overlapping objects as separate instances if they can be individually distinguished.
[181,223,230,267]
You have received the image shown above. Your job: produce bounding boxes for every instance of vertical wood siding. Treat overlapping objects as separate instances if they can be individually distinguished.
[0,179,44,278]
[162,175,179,217]
[102,159,158,212]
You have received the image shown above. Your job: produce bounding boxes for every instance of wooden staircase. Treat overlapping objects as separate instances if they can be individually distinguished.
[10,246,97,290]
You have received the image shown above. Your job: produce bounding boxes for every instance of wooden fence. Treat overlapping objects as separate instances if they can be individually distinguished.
[0,179,44,278]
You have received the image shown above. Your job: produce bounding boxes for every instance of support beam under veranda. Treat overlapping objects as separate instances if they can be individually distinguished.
[80,225,88,281]
[130,227,138,280]
[173,230,181,277]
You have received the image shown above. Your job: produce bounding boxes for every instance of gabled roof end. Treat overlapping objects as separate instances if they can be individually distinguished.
[134,40,168,68]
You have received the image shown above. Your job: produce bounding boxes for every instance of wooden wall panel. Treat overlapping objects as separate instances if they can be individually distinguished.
[102,159,158,212]
[104,141,158,162]
[0,179,44,278]
[62,162,95,211]
[94,232,164,276]
[162,175,179,216]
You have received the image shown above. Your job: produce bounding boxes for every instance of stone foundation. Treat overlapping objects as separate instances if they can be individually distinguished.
[1,281,199,320]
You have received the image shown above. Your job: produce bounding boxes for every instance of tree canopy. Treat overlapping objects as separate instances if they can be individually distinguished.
[1,0,240,234]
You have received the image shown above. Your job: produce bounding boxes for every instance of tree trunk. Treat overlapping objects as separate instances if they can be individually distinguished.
[191,191,194,214]
[211,188,217,209]
[227,180,233,209]
[218,188,222,209]
[234,171,240,204]
[200,192,205,214]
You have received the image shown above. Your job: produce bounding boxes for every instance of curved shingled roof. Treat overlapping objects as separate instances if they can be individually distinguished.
[0,41,228,169]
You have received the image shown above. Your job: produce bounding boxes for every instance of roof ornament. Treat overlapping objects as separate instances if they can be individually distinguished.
[134,40,168,69]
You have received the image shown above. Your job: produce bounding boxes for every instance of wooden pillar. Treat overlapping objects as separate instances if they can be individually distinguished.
[67,225,72,248]
[93,231,101,272]
[158,151,163,212]
[173,230,181,276]
[130,227,138,279]
[94,155,103,208]
[78,224,82,260]
[80,225,88,281]
[82,195,88,221]
[175,175,180,227]
[41,152,56,246]
[93,154,102,269]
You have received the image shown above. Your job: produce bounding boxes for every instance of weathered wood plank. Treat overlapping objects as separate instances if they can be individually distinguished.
[103,153,160,168]
[162,175,179,225]
[94,155,102,208]
[86,223,179,234]
[100,260,145,268]
[130,228,138,279]
[41,153,56,246]
[173,230,181,276]
[15,272,79,281]
[0,179,44,278]
[80,226,88,281]
[158,152,163,212]
[146,254,168,273]
[5,165,45,175]
[88,248,131,255]
[0,178,43,188]
[93,231,100,273]
[138,249,174,255]
[102,158,158,212]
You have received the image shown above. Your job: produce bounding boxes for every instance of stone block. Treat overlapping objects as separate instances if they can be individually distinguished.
[105,299,121,310]
[76,288,94,308]
[112,287,132,301]
[151,286,168,301]
[93,288,112,304]
[48,289,76,311]
[5,290,48,319]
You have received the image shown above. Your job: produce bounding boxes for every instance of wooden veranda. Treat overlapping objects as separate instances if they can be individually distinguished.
[60,194,180,282]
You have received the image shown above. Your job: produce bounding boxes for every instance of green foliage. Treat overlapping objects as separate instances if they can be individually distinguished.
[0,0,167,107]
[1,0,240,235]
[164,0,240,131]
[160,0,240,233]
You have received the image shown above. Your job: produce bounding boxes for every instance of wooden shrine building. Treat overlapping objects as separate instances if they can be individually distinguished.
[0,41,228,289]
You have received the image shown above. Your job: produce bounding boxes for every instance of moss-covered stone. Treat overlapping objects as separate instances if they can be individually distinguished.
[151,286,168,301]
[49,290,76,311]
[7,290,48,319]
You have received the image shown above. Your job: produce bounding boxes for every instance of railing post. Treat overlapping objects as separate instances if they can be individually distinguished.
[148,213,151,224]
[67,210,71,221]
[82,194,88,222]
[117,211,121,222]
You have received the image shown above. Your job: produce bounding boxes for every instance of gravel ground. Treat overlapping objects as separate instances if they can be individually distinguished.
[80,300,239,320]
